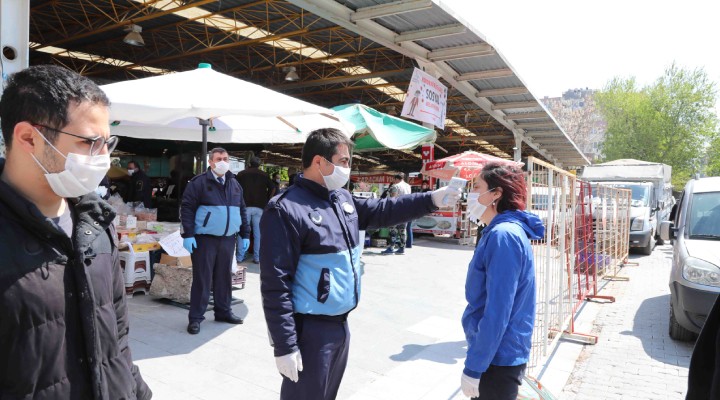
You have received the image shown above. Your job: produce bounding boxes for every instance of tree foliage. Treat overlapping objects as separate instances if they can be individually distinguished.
[595,64,718,187]
[708,135,720,176]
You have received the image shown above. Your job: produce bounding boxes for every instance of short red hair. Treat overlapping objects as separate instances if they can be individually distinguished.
[480,163,526,212]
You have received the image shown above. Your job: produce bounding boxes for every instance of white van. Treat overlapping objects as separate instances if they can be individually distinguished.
[660,176,720,341]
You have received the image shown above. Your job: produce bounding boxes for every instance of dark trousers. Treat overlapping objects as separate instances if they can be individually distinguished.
[405,222,413,248]
[188,234,236,322]
[280,316,350,400]
[472,364,526,400]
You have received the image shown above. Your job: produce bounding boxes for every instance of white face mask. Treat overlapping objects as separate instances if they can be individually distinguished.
[127,168,135,176]
[31,128,111,198]
[213,160,230,176]
[320,157,350,191]
[466,189,494,224]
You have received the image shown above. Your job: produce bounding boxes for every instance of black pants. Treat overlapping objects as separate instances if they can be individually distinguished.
[188,234,236,322]
[472,364,526,400]
[280,315,350,400]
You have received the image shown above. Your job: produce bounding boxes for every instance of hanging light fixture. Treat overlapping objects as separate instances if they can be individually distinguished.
[123,24,145,47]
[283,66,300,82]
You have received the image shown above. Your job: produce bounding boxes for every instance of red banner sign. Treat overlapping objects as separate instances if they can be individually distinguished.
[351,174,395,184]
[421,144,434,165]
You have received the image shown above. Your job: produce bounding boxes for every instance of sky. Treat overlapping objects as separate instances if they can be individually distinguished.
[440,0,720,112]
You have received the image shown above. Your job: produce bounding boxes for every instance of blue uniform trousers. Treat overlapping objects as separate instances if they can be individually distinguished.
[280,315,350,400]
[188,234,236,322]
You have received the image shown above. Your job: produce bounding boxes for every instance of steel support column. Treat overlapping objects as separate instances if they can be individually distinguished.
[0,0,30,97]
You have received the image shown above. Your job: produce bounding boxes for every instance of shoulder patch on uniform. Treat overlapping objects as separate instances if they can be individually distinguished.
[309,211,322,225]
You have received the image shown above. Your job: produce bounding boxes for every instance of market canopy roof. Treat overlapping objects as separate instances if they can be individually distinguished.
[331,103,435,152]
[25,0,590,171]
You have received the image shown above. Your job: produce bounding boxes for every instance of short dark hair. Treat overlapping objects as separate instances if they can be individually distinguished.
[0,65,110,149]
[249,157,261,167]
[393,173,405,181]
[481,163,527,212]
[127,160,138,169]
[301,128,354,169]
[209,147,228,160]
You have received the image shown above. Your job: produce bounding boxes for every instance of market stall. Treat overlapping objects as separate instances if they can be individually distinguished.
[419,151,523,241]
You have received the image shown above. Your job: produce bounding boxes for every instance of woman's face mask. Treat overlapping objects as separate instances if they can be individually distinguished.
[30,127,111,198]
[466,188,495,224]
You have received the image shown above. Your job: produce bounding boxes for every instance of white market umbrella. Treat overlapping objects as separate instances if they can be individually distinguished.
[110,113,352,144]
[101,63,351,169]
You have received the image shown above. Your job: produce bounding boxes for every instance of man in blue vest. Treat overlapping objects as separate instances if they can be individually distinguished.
[260,128,461,400]
[181,147,250,334]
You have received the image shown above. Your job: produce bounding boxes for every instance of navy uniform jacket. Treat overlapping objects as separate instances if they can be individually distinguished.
[259,176,437,356]
[181,169,250,239]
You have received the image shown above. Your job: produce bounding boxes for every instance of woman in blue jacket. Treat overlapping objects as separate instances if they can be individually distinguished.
[460,163,545,399]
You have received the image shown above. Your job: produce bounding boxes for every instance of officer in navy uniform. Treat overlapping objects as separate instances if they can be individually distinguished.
[181,147,250,335]
[259,128,461,400]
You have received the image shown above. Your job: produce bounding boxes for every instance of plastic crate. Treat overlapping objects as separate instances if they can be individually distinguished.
[232,266,246,288]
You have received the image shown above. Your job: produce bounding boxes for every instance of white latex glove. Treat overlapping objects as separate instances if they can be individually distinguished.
[275,350,303,382]
[460,373,480,398]
[431,185,462,208]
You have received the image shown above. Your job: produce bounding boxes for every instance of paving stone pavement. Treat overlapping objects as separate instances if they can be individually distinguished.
[559,244,694,400]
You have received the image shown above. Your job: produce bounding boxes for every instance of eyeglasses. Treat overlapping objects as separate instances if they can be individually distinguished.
[33,123,119,156]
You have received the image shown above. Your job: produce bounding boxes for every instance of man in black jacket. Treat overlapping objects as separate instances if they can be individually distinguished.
[126,160,153,208]
[235,156,275,263]
[0,65,151,399]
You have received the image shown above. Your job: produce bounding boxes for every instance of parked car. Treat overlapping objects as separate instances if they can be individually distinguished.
[660,176,720,341]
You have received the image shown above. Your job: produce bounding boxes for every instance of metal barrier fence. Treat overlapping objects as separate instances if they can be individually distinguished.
[574,181,596,305]
[592,184,632,279]
[526,157,577,374]
[524,157,631,375]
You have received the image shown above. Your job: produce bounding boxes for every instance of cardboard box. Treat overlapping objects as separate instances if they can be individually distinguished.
[371,238,387,248]
[160,253,193,267]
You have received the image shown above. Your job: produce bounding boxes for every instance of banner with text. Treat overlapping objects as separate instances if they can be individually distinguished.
[401,68,448,129]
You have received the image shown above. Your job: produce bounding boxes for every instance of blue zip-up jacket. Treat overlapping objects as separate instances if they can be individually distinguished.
[462,210,545,378]
[180,169,250,239]
[260,176,437,356]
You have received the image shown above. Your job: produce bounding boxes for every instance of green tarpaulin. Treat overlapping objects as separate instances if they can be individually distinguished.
[332,104,436,152]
